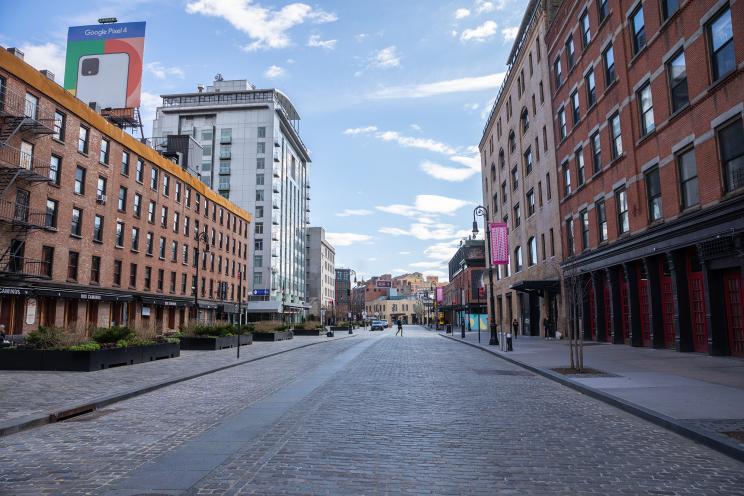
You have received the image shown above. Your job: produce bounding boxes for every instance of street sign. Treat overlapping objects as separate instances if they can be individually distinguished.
[252,289,269,296]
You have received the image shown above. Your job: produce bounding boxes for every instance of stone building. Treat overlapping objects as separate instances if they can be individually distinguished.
[305,226,334,322]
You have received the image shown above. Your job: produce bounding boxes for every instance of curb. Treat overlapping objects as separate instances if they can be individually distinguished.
[0,335,356,438]
[440,333,744,464]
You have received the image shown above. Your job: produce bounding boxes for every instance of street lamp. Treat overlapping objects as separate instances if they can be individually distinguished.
[193,230,210,324]
[348,269,357,334]
[473,206,499,347]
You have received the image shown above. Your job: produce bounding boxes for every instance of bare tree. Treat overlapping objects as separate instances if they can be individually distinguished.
[560,265,592,372]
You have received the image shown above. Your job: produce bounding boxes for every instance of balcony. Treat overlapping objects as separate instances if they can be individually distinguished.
[0,143,52,182]
[1,256,51,278]
[0,86,55,135]
[0,200,50,229]
[219,150,231,160]
[273,149,281,162]
[272,181,280,193]
[220,135,232,144]
[272,200,280,210]
[274,137,281,148]
[273,165,280,178]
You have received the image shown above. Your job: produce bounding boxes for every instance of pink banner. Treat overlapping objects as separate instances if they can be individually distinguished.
[435,286,444,304]
[489,222,509,265]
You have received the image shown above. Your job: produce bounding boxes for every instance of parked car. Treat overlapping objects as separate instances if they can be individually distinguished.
[370,320,387,331]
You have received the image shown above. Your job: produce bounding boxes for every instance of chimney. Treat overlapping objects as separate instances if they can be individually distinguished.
[40,70,55,81]
[197,84,204,93]
[7,47,24,60]
[88,102,101,113]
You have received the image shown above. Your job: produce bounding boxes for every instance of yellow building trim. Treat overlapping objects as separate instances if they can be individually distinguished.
[0,48,252,223]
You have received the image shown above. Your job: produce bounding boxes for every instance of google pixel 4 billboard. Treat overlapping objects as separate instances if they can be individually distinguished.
[64,22,146,109]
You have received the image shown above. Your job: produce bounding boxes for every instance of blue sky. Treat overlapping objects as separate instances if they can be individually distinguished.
[0,0,527,281]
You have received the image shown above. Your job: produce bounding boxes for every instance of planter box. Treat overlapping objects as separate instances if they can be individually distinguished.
[0,342,180,372]
[179,334,253,350]
[330,326,351,331]
[252,330,294,342]
[292,329,323,336]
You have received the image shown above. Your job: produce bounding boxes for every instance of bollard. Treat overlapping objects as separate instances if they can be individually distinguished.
[506,332,513,352]
[461,324,466,339]
[446,324,452,334]
[489,324,499,346]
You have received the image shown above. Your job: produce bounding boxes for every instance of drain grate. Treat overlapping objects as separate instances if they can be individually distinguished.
[472,369,532,377]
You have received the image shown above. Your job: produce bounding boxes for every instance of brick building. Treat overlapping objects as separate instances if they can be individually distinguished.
[479,0,565,337]
[0,47,252,335]
[333,268,352,322]
[440,240,487,329]
[547,0,744,355]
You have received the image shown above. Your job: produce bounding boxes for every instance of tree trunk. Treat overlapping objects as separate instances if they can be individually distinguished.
[568,288,575,370]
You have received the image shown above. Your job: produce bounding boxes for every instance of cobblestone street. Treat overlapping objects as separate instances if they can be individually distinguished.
[2,326,744,495]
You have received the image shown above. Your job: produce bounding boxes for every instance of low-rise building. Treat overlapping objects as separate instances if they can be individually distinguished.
[365,296,421,325]
[440,240,487,330]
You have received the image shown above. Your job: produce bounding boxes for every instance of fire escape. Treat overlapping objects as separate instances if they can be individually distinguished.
[0,85,55,279]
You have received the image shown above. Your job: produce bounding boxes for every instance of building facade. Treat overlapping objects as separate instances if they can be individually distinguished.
[0,48,251,334]
[480,0,565,337]
[364,297,421,325]
[333,268,352,322]
[153,78,310,322]
[440,240,487,329]
[547,0,744,355]
[305,226,334,322]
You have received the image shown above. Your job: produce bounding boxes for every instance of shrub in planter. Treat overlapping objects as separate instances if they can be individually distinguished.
[92,326,134,344]
[65,342,101,351]
[25,326,66,349]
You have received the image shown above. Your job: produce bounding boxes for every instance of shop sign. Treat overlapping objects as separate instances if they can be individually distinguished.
[25,298,37,325]
[80,293,102,300]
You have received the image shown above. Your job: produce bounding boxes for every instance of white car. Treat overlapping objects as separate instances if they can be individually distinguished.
[370,320,387,331]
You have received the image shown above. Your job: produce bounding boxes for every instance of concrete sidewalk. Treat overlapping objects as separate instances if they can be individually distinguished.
[437,327,744,458]
[0,331,357,436]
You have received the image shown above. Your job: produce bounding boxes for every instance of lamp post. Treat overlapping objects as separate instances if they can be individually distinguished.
[472,206,499,347]
[348,269,357,334]
[193,230,210,324]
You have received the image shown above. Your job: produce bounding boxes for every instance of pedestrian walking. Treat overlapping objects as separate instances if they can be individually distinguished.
[543,318,550,340]
[395,318,403,336]
[512,318,519,337]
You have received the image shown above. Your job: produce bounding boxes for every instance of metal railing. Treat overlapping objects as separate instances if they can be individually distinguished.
[0,200,49,228]
[0,143,51,179]
[0,86,55,128]
[1,256,51,278]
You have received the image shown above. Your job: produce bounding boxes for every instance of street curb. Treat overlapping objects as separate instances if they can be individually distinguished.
[0,335,356,438]
[440,333,744,464]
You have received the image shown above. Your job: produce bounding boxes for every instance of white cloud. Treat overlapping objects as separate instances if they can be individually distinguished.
[185,0,337,51]
[19,42,64,83]
[420,160,479,182]
[399,251,412,255]
[264,65,286,79]
[343,126,378,135]
[461,20,498,41]
[415,195,472,215]
[376,131,456,155]
[463,102,480,111]
[336,209,373,217]
[410,261,447,269]
[455,8,471,18]
[424,239,462,262]
[372,46,401,68]
[326,232,372,247]
[502,26,519,41]
[475,0,496,14]
[355,33,368,43]
[379,223,470,241]
[410,124,422,131]
[307,34,337,49]
[370,72,506,99]
[145,62,185,80]
[449,154,480,169]
[139,91,162,134]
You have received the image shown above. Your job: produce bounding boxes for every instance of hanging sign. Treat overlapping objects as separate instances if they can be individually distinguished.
[489,222,509,265]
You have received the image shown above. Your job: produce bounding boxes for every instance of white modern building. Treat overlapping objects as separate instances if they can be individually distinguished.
[152,78,311,321]
[305,227,335,322]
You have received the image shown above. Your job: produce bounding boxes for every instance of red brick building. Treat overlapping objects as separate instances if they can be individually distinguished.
[440,240,487,328]
[547,0,744,355]
[0,47,252,335]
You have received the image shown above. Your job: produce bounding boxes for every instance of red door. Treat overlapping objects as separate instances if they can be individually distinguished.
[587,281,596,339]
[687,253,708,353]
[637,265,651,347]
[619,275,630,343]
[659,262,675,349]
[603,280,611,341]
[723,270,744,357]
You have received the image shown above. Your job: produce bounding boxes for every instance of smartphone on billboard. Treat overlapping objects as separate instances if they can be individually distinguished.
[76,53,130,109]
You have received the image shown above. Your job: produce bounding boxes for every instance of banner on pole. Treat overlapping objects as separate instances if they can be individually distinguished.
[489,222,509,265]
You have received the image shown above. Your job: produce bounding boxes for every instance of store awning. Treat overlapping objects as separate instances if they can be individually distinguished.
[509,279,560,295]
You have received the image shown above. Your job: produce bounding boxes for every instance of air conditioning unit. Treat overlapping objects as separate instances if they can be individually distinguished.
[96,194,107,204]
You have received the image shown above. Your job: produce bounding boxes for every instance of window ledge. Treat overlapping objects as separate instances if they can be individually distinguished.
[707,69,740,95]
[628,45,648,67]
[636,129,657,147]
[51,138,65,146]
[604,79,618,95]
[70,234,82,240]
[115,245,124,250]
[607,153,626,168]
[92,239,103,245]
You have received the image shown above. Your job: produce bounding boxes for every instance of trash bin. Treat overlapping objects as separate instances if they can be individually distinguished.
[506,332,513,352]
[446,324,452,334]
[489,324,499,346]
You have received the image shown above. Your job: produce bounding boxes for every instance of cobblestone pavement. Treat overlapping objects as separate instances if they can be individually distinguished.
[2,326,744,495]
[0,332,352,426]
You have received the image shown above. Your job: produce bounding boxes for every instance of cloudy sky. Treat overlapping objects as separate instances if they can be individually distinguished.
[0,0,527,281]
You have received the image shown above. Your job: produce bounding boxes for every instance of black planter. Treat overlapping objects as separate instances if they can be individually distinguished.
[329,326,348,331]
[252,330,294,341]
[179,334,253,350]
[292,329,323,336]
[0,342,180,372]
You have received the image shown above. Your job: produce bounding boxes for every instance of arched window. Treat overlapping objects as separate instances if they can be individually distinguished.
[490,163,496,181]
[498,149,505,169]
[521,108,529,134]
[509,131,516,153]
[528,237,537,266]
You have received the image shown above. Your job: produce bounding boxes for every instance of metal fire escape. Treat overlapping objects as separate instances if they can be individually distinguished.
[0,85,55,279]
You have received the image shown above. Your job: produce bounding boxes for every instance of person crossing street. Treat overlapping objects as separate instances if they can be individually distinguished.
[395,318,403,336]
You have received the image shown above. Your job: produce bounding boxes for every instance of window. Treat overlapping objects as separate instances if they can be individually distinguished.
[74,166,86,195]
[570,90,580,125]
[596,200,608,242]
[580,210,589,249]
[546,172,552,200]
[257,142,265,154]
[147,200,156,223]
[184,216,190,236]
[558,107,567,140]
[118,186,127,212]
[115,221,125,247]
[257,126,266,138]
[133,193,142,217]
[93,214,104,242]
[113,260,122,286]
[182,245,188,264]
[144,267,152,290]
[501,181,507,203]
[597,0,609,22]
[566,218,575,255]
[708,7,734,81]
[580,10,591,47]
[603,44,616,85]
[163,175,170,196]
[514,246,523,272]
[575,147,585,185]
[40,246,54,278]
[99,138,109,164]
[585,68,596,107]
[131,226,140,251]
[590,132,601,173]
[550,228,555,256]
[78,126,89,154]
[513,204,521,227]
[53,111,65,141]
[161,206,168,228]
[45,199,58,228]
[256,206,264,218]
[521,108,529,134]
[562,161,571,197]
[667,51,688,113]
[539,81,544,103]
[91,256,101,284]
[169,271,176,293]
[146,232,154,256]
[135,159,144,183]
[718,118,744,192]
[677,148,699,208]
[566,36,575,69]
[509,131,516,153]
[527,189,535,216]
[70,207,82,236]
[119,151,129,176]
[661,0,679,20]
[256,173,264,186]
[48,154,61,185]
[157,269,164,291]
[524,148,533,175]
[254,254,263,268]
[175,182,182,203]
[173,212,180,233]
[638,82,655,136]
[254,272,263,285]
[630,5,646,54]
[646,167,662,221]
[610,113,622,158]
[150,167,159,190]
[255,222,264,235]
[185,187,191,208]
[511,166,519,190]
[159,237,166,259]
[554,56,562,87]
[68,251,79,281]
[171,241,178,262]
[616,187,629,234]
[526,237,537,267]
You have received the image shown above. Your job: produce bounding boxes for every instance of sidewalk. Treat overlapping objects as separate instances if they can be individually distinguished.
[0,331,355,436]
[438,327,744,458]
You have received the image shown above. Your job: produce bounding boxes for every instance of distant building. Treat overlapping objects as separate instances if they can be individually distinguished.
[334,268,352,321]
[305,227,334,322]
[365,296,421,325]
[440,240,487,329]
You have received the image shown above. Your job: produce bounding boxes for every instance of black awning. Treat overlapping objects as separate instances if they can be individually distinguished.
[510,279,560,295]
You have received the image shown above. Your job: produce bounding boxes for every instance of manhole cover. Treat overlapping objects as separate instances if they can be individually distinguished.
[472,369,532,377]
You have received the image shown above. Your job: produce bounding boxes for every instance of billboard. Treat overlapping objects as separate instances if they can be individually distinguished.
[489,222,509,265]
[64,22,146,109]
